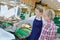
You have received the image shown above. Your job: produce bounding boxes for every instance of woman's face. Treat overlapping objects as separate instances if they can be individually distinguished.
[43,14,51,22]
[35,9,42,17]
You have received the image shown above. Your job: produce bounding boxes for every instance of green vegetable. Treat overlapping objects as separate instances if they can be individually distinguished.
[2,22,11,27]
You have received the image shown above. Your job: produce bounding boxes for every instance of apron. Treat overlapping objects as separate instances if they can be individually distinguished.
[28,18,43,40]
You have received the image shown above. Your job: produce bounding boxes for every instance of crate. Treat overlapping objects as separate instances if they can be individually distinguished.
[14,28,31,40]
[57,28,60,34]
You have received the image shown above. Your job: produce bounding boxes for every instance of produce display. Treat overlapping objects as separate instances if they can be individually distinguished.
[14,24,32,39]
[2,22,11,27]
[20,24,31,28]
[0,16,21,32]
[0,16,21,24]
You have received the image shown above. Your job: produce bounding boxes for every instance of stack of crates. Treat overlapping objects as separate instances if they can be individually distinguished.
[54,15,60,34]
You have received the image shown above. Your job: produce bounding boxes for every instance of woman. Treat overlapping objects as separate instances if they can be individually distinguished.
[27,7,43,40]
[39,9,57,40]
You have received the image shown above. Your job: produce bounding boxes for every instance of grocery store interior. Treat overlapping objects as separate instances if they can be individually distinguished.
[0,0,60,40]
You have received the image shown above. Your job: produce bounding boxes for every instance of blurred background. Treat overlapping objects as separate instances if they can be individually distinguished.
[0,0,60,40]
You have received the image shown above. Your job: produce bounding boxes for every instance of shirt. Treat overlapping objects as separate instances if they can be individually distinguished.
[38,20,57,40]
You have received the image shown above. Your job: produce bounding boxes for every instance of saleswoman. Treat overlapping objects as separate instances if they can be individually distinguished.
[27,7,43,40]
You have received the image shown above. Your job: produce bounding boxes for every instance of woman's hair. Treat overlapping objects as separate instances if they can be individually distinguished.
[35,7,43,13]
[45,9,55,20]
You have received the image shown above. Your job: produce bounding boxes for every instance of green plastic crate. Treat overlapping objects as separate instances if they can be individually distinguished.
[54,15,60,34]
[54,20,60,28]
[57,28,60,34]
[54,21,60,24]
[15,29,29,38]
[2,22,11,27]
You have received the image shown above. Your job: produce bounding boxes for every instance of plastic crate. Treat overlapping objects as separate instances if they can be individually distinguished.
[14,28,31,39]
[54,20,60,28]
[57,28,60,34]
[2,22,11,27]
